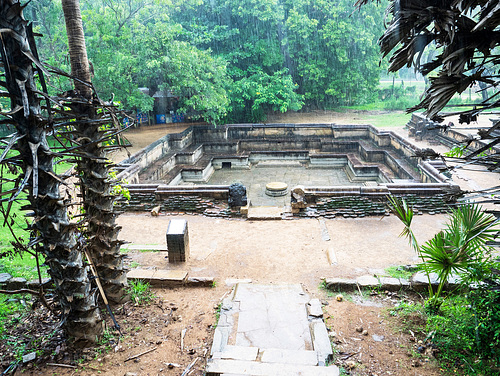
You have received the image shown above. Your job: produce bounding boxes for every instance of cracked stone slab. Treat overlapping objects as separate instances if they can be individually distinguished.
[310,320,333,365]
[356,275,379,288]
[0,273,12,284]
[212,345,259,361]
[324,278,357,291]
[260,348,319,366]
[232,283,312,351]
[326,247,337,265]
[378,277,404,291]
[318,218,330,241]
[246,206,283,220]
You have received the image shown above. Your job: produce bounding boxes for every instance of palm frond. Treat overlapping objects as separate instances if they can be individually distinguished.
[387,195,418,249]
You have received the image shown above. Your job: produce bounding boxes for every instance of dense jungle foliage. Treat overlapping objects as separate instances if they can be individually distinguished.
[28,0,387,124]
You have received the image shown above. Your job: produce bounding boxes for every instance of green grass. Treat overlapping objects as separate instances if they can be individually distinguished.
[0,254,48,280]
[378,79,427,91]
[0,297,27,336]
[331,106,414,128]
[387,300,427,333]
[384,265,415,280]
[129,261,140,268]
[360,111,413,127]
[127,280,155,305]
[214,302,222,328]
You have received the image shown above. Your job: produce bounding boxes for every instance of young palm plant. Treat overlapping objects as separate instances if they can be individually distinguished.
[388,196,499,311]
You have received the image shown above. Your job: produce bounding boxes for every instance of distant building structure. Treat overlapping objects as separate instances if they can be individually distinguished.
[152,89,179,124]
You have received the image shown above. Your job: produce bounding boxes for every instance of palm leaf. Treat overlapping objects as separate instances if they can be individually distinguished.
[387,195,419,250]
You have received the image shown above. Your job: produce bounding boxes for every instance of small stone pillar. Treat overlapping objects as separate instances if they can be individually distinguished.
[166,219,189,262]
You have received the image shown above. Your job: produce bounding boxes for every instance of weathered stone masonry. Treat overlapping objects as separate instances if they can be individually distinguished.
[115,123,462,218]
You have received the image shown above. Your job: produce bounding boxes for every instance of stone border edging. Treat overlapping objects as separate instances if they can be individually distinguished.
[0,272,52,291]
[323,271,460,293]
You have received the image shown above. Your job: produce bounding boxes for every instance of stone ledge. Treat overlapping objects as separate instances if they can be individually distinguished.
[127,268,215,287]
[0,274,53,292]
[323,272,460,293]
[127,269,187,286]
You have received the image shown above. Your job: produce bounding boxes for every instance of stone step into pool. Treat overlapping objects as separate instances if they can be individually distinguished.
[206,283,338,376]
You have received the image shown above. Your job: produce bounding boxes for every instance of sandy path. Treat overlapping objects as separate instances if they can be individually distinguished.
[117,213,446,291]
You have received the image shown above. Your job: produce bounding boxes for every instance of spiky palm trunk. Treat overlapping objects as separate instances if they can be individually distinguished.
[62,0,128,303]
[0,0,102,343]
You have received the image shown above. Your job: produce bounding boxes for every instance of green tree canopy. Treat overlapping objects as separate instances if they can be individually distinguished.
[31,0,387,123]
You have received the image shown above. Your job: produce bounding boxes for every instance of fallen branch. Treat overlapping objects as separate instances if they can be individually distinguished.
[181,328,187,352]
[356,282,363,296]
[46,363,77,369]
[0,288,53,310]
[181,357,199,376]
[0,288,40,295]
[124,347,157,362]
[340,352,359,361]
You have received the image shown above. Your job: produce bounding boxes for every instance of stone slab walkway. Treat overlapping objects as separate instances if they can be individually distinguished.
[206,283,339,376]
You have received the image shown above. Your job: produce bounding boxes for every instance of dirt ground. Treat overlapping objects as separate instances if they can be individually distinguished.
[8,110,499,376]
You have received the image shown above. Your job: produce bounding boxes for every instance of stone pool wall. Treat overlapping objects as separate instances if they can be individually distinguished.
[115,184,238,217]
[297,190,458,218]
[407,114,500,154]
[115,123,461,218]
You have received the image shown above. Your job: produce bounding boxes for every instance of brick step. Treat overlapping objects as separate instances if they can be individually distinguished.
[206,359,339,376]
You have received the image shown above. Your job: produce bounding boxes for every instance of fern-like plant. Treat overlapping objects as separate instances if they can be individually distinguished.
[388,196,499,311]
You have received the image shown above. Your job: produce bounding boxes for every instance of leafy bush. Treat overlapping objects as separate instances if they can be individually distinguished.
[426,292,500,375]
[468,289,500,360]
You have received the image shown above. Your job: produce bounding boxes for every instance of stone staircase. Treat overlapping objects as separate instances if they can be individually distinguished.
[206,283,339,376]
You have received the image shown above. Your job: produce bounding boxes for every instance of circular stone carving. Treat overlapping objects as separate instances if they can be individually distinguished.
[265,182,288,197]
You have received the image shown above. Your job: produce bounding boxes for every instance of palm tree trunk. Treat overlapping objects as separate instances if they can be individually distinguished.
[0,0,102,343]
[61,0,128,303]
[61,0,92,100]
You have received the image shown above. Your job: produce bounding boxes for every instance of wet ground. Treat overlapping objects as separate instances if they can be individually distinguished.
[190,164,359,206]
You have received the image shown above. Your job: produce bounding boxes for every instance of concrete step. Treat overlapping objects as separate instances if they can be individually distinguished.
[246,206,283,220]
[126,269,187,286]
[206,359,339,376]
[213,345,319,366]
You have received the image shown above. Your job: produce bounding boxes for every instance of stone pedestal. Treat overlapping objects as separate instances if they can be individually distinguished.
[265,182,288,197]
[166,219,189,262]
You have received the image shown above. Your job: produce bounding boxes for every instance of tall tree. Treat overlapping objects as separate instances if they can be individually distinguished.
[356,0,500,174]
[0,0,103,342]
[356,0,500,122]
[61,0,128,303]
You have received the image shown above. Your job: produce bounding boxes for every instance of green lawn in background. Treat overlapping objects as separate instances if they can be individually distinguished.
[358,111,413,127]
[0,138,74,281]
